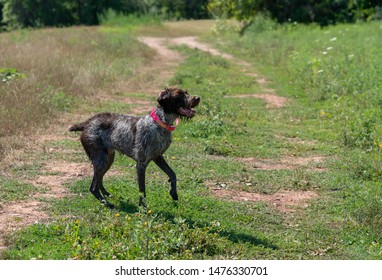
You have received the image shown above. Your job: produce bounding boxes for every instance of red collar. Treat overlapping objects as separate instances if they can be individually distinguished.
[150,108,179,131]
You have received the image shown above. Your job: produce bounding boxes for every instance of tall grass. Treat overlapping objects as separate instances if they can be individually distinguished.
[210,20,382,150]
[0,26,153,155]
[206,18,382,242]
[3,19,382,259]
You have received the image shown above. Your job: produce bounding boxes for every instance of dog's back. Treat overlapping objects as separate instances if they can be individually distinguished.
[71,111,172,163]
[69,87,199,208]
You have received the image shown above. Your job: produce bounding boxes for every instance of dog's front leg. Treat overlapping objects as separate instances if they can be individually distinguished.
[154,156,178,201]
[136,162,148,207]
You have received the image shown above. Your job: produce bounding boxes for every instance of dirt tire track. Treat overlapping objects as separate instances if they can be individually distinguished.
[167,36,288,109]
[0,33,307,254]
[138,36,321,215]
[0,113,88,252]
[0,35,190,254]
[209,186,318,214]
[225,93,288,109]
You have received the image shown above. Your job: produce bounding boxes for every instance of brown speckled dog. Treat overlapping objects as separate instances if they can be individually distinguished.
[69,88,200,208]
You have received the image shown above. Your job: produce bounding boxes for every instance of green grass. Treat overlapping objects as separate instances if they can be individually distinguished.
[100,12,215,37]
[204,18,382,256]
[206,20,382,150]
[0,180,38,203]
[2,18,382,260]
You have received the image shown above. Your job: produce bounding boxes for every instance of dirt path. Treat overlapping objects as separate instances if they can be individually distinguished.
[0,114,88,251]
[0,36,185,252]
[137,37,184,89]
[210,187,318,214]
[138,36,319,213]
[139,36,288,109]
[0,32,310,253]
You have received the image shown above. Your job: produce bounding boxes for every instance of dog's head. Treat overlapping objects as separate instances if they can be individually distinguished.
[157,87,200,118]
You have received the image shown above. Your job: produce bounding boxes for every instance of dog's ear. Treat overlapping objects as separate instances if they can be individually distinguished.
[157,88,171,106]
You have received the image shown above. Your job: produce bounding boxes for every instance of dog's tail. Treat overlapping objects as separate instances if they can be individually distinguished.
[68,123,86,132]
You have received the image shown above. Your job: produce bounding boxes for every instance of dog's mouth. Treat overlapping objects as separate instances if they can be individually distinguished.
[176,96,200,118]
[177,107,196,118]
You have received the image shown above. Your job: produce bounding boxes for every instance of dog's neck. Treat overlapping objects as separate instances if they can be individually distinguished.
[154,106,178,126]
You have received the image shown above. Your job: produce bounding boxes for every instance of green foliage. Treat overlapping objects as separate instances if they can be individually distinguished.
[208,0,382,34]
[156,0,210,20]
[347,109,380,150]
[1,0,124,29]
[205,19,382,249]
[214,19,382,151]
[0,0,210,30]
[208,0,260,20]
[2,0,381,31]
[208,0,261,34]
[3,20,382,260]
[0,68,25,82]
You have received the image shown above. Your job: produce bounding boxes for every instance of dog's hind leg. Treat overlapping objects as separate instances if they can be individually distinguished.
[154,156,178,201]
[99,149,115,197]
[89,149,115,208]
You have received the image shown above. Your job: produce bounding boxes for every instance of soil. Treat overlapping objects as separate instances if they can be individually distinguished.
[0,201,48,251]
[140,36,288,109]
[0,34,316,253]
[210,187,318,214]
[137,36,319,216]
[237,156,327,171]
[225,93,288,108]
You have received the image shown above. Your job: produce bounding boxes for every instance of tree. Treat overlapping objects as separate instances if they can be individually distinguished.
[0,0,123,29]
[158,0,210,19]
[208,0,382,33]
[208,0,262,35]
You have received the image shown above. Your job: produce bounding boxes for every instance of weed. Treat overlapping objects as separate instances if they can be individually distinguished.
[0,68,26,83]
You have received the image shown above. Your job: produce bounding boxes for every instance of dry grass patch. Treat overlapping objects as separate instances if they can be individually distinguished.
[238,156,327,171]
[225,93,288,108]
[208,182,319,214]
[135,20,216,37]
[0,27,154,159]
[0,201,48,251]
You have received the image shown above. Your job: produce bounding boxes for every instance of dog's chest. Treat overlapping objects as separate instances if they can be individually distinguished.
[144,127,171,153]
[136,118,172,159]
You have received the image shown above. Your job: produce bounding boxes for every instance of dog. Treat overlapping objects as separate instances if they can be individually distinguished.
[69,87,200,208]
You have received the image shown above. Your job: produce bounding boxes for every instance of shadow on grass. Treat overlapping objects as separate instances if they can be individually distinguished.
[219,230,278,250]
[157,209,278,250]
[118,200,139,214]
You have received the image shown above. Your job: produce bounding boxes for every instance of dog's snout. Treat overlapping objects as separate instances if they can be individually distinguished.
[191,96,200,107]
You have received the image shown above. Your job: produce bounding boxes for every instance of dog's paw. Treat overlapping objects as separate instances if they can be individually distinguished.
[139,196,147,208]
[170,189,178,201]
[101,199,115,209]
[102,192,112,198]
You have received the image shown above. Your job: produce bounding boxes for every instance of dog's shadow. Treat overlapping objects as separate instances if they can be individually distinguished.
[156,210,278,250]
[117,200,139,214]
[113,199,277,251]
